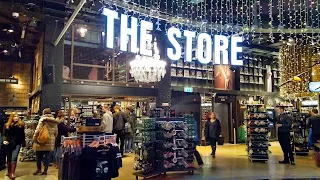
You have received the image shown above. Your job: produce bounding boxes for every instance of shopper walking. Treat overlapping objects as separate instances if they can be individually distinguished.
[53,110,76,169]
[2,113,25,179]
[124,107,136,153]
[33,108,59,175]
[204,112,221,157]
[101,104,113,133]
[276,106,295,165]
[307,109,320,144]
[113,106,127,155]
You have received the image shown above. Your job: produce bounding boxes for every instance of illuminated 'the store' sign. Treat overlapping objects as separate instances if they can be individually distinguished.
[102,8,243,65]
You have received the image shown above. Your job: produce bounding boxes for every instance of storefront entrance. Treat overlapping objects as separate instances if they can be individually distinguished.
[214,102,231,143]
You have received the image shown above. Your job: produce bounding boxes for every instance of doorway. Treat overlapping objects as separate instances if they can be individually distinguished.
[214,102,231,143]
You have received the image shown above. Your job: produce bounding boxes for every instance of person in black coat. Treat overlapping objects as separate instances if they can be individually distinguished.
[53,111,76,168]
[2,113,25,179]
[204,112,221,157]
[276,106,295,165]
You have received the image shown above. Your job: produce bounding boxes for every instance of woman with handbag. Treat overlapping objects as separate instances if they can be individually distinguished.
[2,112,26,180]
[32,108,59,175]
[204,112,222,157]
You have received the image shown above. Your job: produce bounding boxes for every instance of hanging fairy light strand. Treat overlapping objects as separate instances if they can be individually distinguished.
[269,0,274,42]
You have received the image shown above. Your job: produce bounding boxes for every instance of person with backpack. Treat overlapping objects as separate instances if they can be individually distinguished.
[2,112,25,180]
[32,108,59,175]
[124,107,137,153]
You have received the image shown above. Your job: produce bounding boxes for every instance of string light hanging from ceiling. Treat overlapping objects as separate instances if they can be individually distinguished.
[279,44,316,100]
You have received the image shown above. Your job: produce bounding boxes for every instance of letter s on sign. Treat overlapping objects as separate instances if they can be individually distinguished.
[167,27,182,61]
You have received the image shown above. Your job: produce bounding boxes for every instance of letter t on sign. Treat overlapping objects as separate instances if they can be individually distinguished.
[103,8,118,49]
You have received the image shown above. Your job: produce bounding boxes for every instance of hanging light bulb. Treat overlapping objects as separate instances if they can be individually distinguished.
[78,27,87,37]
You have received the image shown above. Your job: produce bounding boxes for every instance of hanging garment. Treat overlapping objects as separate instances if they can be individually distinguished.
[80,145,121,180]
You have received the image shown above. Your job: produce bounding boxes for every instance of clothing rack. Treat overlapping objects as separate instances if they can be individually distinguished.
[77,132,116,147]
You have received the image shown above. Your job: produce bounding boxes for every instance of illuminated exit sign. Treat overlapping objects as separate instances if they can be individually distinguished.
[184,87,193,93]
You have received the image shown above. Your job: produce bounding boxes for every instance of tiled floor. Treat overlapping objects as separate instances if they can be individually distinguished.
[0,142,319,180]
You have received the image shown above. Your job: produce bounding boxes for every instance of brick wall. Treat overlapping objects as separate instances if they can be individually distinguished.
[0,61,31,107]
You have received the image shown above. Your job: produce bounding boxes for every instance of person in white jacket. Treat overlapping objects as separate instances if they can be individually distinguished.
[101,104,113,133]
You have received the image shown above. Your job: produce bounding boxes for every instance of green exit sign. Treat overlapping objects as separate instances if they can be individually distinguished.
[184,87,193,93]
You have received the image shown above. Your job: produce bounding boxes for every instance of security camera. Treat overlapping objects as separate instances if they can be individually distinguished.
[12,12,19,18]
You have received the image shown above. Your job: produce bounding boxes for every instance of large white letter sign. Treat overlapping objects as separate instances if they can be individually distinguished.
[120,14,138,53]
[167,27,182,61]
[231,36,243,65]
[183,30,196,62]
[214,35,229,65]
[197,33,212,64]
[102,8,118,49]
[140,20,153,56]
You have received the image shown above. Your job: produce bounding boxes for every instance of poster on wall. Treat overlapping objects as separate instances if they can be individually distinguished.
[214,65,234,90]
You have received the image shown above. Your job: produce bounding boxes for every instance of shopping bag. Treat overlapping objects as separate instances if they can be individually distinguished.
[37,124,49,144]
[217,136,224,145]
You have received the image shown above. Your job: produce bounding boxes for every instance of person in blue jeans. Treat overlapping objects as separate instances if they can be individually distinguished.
[2,113,26,180]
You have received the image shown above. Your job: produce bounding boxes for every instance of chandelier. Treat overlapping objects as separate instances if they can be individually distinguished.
[129,39,166,83]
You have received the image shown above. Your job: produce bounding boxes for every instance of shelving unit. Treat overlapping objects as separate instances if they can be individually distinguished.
[243,96,269,162]
[133,116,195,180]
[292,112,309,155]
[200,95,212,146]
[20,115,40,162]
[170,60,213,88]
[240,55,279,92]
[247,110,269,162]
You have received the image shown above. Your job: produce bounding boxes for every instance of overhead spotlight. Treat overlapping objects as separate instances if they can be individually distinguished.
[12,12,19,18]
[78,27,87,37]
[2,50,9,54]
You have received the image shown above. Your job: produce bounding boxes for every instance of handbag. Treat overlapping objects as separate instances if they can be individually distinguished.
[37,123,49,144]
[217,136,224,145]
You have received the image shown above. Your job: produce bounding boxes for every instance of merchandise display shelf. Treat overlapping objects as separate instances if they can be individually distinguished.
[292,112,309,155]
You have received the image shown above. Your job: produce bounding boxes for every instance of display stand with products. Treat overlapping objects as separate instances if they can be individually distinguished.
[133,115,196,180]
[292,112,309,155]
[20,115,40,162]
[247,111,269,162]
[243,96,270,162]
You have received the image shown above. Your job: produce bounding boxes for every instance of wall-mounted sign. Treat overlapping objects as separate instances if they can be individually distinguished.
[184,87,193,93]
[309,82,320,92]
[0,78,18,84]
[102,8,243,66]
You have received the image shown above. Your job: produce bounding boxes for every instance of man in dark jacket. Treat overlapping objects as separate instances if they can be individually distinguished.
[307,109,320,144]
[276,106,294,165]
[113,106,127,155]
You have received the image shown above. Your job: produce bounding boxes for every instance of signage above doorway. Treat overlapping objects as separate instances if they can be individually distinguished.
[0,78,18,84]
[102,8,243,66]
